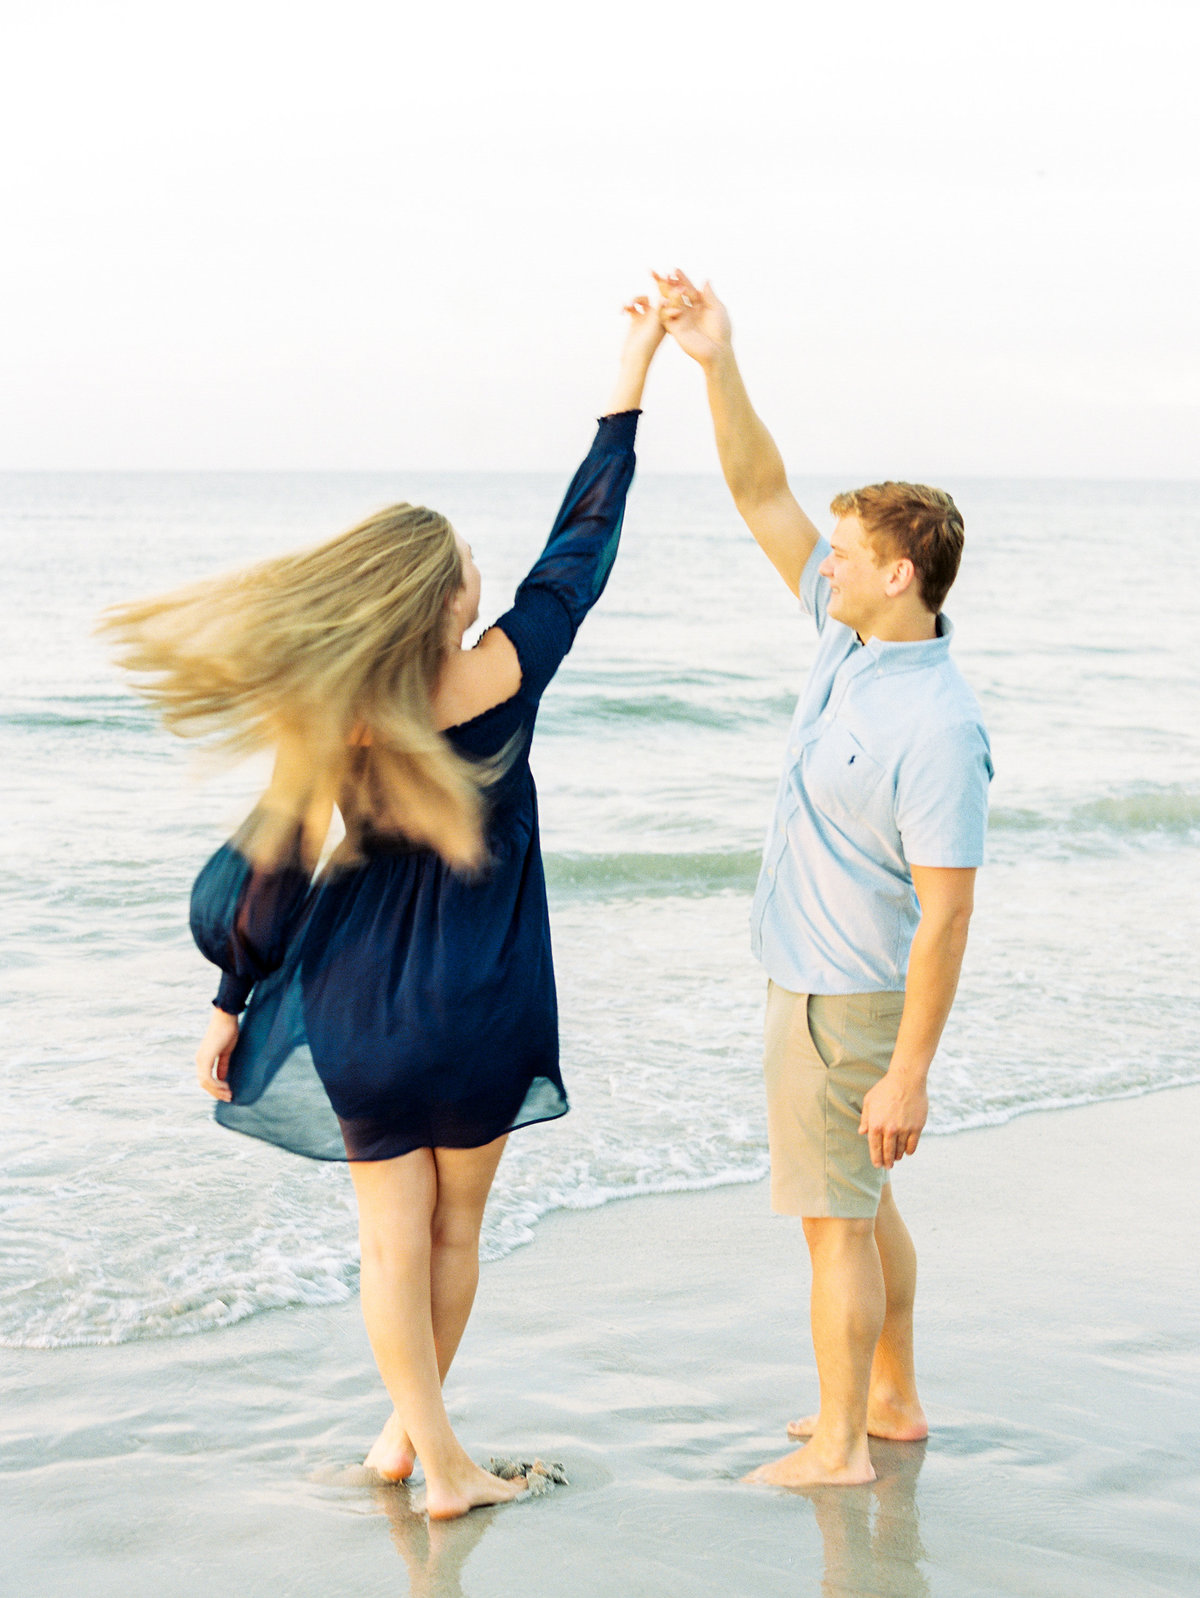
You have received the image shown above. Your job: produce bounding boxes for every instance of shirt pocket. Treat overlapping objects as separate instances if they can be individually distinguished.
[801,720,886,826]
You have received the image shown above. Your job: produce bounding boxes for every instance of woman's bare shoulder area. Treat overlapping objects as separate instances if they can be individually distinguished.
[433,626,522,731]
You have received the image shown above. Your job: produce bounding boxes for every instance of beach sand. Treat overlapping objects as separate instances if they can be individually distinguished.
[4,1086,1199,1598]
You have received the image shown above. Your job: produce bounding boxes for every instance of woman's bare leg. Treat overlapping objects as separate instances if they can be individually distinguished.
[429,1137,508,1374]
[350,1141,523,1518]
[365,1137,509,1481]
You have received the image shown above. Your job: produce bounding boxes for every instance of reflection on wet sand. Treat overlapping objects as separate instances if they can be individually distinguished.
[803,1441,929,1598]
[367,1443,927,1598]
[373,1478,497,1598]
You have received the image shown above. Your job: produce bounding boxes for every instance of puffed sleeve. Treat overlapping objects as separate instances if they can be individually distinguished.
[493,409,638,701]
[189,811,314,1013]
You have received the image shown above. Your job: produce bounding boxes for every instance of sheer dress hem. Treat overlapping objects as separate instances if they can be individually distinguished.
[216,1057,569,1163]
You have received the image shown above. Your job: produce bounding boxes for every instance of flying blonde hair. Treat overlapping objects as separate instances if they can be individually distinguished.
[98,504,486,872]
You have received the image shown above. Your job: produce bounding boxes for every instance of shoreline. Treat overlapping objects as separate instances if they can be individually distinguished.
[3,1085,1199,1597]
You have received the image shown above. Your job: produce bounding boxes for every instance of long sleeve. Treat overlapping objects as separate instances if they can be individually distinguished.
[189,812,314,1013]
[493,410,638,700]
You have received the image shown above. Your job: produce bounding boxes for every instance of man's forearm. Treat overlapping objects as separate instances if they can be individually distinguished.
[887,909,972,1085]
[702,348,789,511]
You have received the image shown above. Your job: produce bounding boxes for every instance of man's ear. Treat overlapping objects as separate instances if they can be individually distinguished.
[885,557,916,598]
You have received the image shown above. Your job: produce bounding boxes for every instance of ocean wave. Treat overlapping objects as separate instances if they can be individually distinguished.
[540,691,794,732]
[0,695,153,735]
[923,1069,1200,1136]
[0,1233,359,1350]
[564,696,747,730]
[991,786,1200,838]
[545,848,761,898]
[544,788,1198,903]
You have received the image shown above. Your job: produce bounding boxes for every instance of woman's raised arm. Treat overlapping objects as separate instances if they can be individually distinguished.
[605,295,666,414]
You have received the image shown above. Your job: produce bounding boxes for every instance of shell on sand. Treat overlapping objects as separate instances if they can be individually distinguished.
[488,1456,569,1489]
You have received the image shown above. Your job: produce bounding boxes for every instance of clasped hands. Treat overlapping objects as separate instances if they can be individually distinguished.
[620,270,732,369]
[617,269,732,372]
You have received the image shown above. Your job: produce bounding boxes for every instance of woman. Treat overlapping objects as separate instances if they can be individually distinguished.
[102,298,665,1518]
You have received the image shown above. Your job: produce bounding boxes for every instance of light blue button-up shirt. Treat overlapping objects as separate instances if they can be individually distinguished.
[751,539,993,994]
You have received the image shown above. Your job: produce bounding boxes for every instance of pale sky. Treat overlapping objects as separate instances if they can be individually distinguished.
[2,0,1197,477]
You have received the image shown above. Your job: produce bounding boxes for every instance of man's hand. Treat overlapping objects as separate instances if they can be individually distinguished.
[859,1071,928,1169]
[858,865,976,1169]
[195,1008,239,1102]
[653,269,732,368]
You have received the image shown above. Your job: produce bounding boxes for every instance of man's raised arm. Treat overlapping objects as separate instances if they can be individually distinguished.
[656,270,821,597]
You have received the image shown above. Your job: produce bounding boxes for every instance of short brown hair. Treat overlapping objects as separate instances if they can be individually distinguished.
[829,482,964,614]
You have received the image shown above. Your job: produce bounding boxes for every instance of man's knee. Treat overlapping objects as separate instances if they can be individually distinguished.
[802,1214,877,1252]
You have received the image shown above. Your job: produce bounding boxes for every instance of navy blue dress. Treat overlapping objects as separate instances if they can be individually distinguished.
[190,410,638,1161]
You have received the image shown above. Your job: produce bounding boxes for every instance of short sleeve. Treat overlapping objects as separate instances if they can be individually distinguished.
[800,539,832,632]
[895,721,994,868]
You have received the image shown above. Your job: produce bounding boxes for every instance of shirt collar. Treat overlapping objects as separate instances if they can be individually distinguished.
[859,612,954,673]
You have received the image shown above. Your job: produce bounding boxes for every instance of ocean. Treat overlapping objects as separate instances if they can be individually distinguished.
[2,463,1197,1350]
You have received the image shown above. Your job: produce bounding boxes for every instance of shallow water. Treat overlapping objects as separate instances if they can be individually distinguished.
[2,466,1197,1346]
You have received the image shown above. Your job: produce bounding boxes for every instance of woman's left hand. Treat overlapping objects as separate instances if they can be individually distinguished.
[195,1008,239,1101]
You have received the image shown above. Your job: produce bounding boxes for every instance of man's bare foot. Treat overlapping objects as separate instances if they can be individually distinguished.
[366,1411,416,1482]
[787,1396,928,1444]
[746,1440,876,1489]
[425,1461,527,1521]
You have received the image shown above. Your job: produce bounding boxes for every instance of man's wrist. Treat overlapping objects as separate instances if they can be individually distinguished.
[884,1057,931,1089]
[701,343,737,379]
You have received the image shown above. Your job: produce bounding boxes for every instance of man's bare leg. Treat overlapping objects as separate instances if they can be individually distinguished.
[748,1216,883,1488]
[787,1185,928,1443]
[365,1138,509,1483]
[352,1144,525,1518]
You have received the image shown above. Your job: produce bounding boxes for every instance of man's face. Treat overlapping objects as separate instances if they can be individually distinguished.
[819,515,892,637]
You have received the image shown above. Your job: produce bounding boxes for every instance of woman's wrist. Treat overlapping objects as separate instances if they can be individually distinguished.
[607,359,654,413]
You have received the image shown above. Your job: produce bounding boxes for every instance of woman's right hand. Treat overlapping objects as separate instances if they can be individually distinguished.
[606,294,667,413]
[619,293,667,367]
[195,1008,239,1101]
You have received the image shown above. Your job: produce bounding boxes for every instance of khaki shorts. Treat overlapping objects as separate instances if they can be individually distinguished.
[763,982,906,1219]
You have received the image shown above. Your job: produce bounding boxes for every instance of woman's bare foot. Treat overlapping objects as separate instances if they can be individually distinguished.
[746,1440,876,1489]
[787,1395,928,1444]
[425,1460,527,1521]
[366,1410,416,1482]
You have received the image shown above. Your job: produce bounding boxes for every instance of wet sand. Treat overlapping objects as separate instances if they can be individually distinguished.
[4,1087,1199,1597]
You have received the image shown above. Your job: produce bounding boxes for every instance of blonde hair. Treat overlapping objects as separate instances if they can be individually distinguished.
[99,504,486,871]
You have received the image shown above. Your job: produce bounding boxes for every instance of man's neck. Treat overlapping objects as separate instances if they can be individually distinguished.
[857,609,939,646]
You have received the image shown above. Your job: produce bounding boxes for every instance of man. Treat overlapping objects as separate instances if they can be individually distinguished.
[657,270,992,1488]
